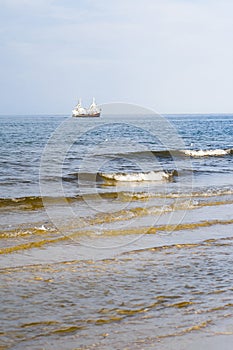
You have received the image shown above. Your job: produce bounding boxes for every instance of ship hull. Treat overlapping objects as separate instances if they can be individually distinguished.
[72,112,100,118]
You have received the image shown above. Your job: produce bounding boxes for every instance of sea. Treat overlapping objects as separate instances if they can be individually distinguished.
[0,107,233,349]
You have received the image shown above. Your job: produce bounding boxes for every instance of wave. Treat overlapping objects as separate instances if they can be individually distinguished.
[2,219,233,255]
[2,197,233,238]
[65,170,178,183]
[0,196,82,211]
[94,150,176,158]
[92,148,233,159]
[99,170,176,182]
[96,218,233,238]
[1,185,233,211]
[62,165,232,186]
[183,148,233,157]
[0,196,44,210]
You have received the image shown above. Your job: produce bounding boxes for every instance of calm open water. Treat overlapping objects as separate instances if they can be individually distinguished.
[0,111,233,349]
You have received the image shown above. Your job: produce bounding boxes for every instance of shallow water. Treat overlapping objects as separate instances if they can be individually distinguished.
[0,112,233,349]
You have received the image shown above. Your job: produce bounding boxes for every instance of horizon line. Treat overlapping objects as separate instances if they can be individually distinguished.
[0,112,233,116]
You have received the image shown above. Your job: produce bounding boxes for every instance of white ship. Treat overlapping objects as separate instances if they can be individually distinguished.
[72,98,101,117]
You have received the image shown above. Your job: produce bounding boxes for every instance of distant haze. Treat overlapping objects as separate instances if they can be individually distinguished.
[0,0,233,114]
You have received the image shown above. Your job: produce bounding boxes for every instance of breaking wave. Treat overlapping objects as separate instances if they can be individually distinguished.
[183,148,233,157]
[92,148,233,159]
[99,170,176,182]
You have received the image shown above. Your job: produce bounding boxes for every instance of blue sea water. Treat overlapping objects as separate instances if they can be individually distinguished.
[0,113,232,199]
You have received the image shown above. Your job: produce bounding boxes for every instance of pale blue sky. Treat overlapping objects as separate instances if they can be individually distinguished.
[0,0,233,114]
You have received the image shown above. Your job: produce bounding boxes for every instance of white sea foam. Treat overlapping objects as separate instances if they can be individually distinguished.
[183,148,232,157]
[100,171,172,182]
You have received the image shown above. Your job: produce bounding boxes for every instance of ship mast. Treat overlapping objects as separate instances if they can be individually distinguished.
[88,97,99,114]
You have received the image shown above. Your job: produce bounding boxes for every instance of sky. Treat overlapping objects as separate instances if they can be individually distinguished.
[0,0,233,114]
